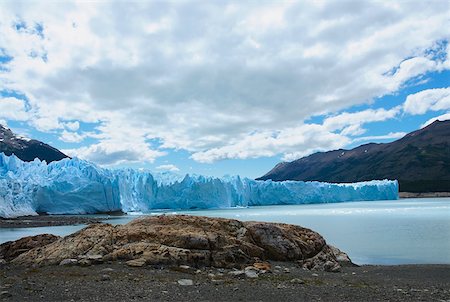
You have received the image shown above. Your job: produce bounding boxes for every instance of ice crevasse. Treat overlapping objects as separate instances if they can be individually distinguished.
[0,153,398,218]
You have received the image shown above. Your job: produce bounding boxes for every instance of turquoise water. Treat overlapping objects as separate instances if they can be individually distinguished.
[1,198,449,265]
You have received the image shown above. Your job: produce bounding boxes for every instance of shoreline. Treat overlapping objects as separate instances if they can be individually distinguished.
[399,191,450,198]
[1,262,449,301]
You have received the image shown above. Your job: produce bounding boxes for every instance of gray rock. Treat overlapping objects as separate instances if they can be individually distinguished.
[0,291,12,298]
[244,266,259,278]
[177,279,194,286]
[59,259,78,266]
[78,259,92,267]
[290,278,305,284]
[101,268,114,272]
[228,270,245,277]
[100,274,111,281]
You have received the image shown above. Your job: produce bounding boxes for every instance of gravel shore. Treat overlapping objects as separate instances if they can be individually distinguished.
[1,262,449,301]
[0,215,119,228]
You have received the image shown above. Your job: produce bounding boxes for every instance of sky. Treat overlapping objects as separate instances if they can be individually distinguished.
[0,1,449,178]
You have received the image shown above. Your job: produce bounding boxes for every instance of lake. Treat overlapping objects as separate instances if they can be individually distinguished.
[1,198,449,265]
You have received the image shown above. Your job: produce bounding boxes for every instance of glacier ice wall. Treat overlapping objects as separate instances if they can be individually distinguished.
[0,153,398,218]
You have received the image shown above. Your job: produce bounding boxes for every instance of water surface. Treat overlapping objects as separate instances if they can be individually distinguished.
[1,198,449,265]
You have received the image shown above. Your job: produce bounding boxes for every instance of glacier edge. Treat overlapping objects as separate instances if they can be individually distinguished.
[0,153,398,218]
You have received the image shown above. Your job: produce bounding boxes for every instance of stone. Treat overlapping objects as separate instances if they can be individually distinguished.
[0,291,12,298]
[126,258,146,267]
[283,268,290,273]
[228,270,245,277]
[78,259,92,267]
[101,268,114,272]
[177,279,194,286]
[0,234,59,262]
[329,245,354,266]
[290,278,305,284]
[100,274,111,281]
[10,215,344,271]
[244,266,259,278]
[59,259,78,266]
[253,261,271,271]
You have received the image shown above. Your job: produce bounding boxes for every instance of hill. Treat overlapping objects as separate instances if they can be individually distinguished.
[0,125,68,163]
[257,120,450,192]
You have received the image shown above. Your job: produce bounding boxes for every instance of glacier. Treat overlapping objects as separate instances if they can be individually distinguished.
[0,153,398,218]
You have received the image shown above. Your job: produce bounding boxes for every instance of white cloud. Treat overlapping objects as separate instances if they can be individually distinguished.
[0,1,449,164]
[403,87,450,115]
[421,113,450,128]
[0,97,29,121]
[64,121,79,131]
[59,130,85,143]
[156,164,180,172]
[352,132,407,143]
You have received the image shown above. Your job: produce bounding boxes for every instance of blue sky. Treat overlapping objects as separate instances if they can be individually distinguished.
[0,1,449,178]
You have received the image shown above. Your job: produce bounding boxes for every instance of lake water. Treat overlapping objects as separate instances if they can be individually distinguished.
[1,198,449,265]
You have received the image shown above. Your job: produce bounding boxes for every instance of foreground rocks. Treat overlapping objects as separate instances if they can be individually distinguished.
[2,215,350,271]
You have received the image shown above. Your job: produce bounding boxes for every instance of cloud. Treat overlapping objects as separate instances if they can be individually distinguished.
[0,97,29,121]
[403,87,450,115]
[421,113,450,128]
[352,132,407,143]
[0,1,449,164]
[59,130,85,143]
[156,164,180,172]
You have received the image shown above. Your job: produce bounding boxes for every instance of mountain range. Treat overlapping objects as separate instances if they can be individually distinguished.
[258,120,450,193]
[0,125,68,163]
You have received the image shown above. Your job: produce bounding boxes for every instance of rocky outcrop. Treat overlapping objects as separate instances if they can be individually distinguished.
[0,234,60,261]
[9,215,349,271]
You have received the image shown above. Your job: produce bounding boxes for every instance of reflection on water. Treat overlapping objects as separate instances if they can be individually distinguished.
[1,198,449,265]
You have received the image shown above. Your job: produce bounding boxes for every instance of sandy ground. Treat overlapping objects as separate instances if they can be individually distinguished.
[1,262,449,302]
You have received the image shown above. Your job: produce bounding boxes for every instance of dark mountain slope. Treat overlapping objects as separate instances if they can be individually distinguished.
[258,120,450,192]
[0,125,68,163]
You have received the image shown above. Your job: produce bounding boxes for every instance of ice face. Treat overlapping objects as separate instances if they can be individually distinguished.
[0,153,398,218]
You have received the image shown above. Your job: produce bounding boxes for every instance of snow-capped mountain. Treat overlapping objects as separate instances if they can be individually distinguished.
[0,125,68,163]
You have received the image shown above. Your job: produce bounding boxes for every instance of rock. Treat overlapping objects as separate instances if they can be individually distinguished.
[126,258,147,267]
[311,273,319,277]
[0,259,6,266]
[78,259,91,267]
[59,259,78,266]
[101,268,114,272]
[290,278,305,284]
[228,270,245,277]
[177,279,194,286]
[0,234,59,262]
[329,245,354,266]
[10,215,343,271]
[297,245,342,272]
[0,291,12,298]
[100,274,111,281]
[253,261,271,271]
[283,268,290,273]
[244,266,259,278]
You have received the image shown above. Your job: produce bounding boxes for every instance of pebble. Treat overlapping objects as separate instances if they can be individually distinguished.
[126,258,146,267]
[0,291,12,298]
[101,268,114,272]
[290,278,305,284]
[59,259,78,266]
[312,273,319,277]
[244,267,259,278]
[283,268,290,273]
[228,270,245,277]
[177,279,194,286]
[100,274,111,281]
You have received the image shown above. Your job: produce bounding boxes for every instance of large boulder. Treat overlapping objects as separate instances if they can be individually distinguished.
[10,215,347,271]
[0,234,60,261]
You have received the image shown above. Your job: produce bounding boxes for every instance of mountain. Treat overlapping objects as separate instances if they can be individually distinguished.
[258,120,450,192]
[0,125,68,163]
